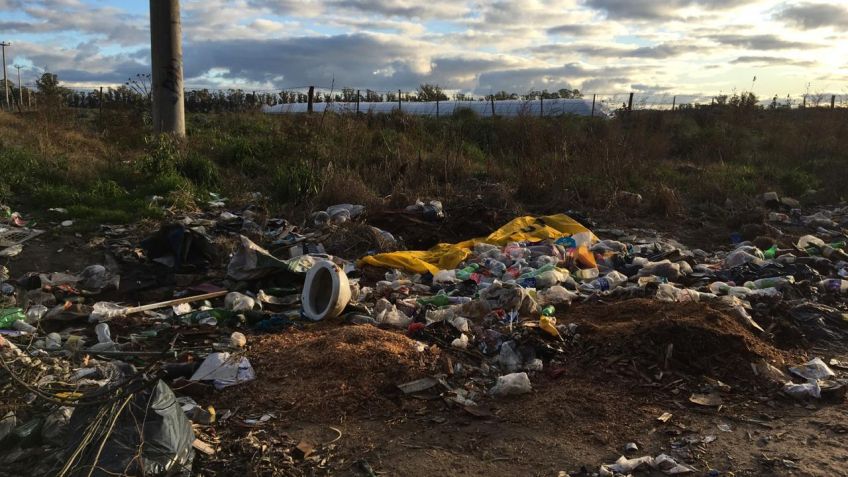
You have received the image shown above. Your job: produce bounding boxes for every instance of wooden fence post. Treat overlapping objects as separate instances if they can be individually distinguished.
[356,89,360,113]
[307,86,314,113]
[99,86,103,121]
[628,92,634,112]
[398,89,402,111]
[436,98,439,118]
[832,95,836,109]
[490,95,495,117]
[671,96,676,111]
[591,94,596,117]
[540,96,543,117]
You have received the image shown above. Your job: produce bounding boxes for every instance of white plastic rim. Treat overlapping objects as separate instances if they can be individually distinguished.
[302,260,351,321]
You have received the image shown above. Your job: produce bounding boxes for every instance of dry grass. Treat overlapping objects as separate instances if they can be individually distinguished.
[0,105,846,228]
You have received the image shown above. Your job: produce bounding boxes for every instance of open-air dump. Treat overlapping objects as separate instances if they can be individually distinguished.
[2,185,848,477]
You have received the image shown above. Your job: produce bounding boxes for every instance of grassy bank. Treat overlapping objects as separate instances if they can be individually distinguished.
[0,105,845,227]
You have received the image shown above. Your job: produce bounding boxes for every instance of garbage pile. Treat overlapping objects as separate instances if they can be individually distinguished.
[1,191,848,474]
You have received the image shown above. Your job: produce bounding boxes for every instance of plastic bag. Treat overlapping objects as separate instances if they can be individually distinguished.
[497,341,522,373]
[374,298,412,328]
[225,291,257,312]
[65,380,195,476]
[789,357,835,381]
[191,352,256,389]
[489,372,532,396]
[537,285,578,305]
[228,235,293,281]
[783,381,821,399]
[451,333,469,349]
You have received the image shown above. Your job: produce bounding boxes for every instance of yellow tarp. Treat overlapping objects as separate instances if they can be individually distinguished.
[359,213,596,274]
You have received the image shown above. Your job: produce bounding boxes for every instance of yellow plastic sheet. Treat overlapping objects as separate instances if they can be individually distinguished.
[359,213,596,274]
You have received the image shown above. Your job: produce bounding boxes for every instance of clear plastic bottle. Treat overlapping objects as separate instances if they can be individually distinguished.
[583,271,628,292]
[482,258,507,277]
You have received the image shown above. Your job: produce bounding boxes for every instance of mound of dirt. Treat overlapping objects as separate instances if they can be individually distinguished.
[217,325,439,418]
[565,299,795,388]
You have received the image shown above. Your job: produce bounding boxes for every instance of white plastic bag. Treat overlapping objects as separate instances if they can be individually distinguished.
[489,372,532,396]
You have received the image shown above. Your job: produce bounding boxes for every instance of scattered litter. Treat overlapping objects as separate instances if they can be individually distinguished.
[689,393,723,407]
[490,372,532,396]
[190,352,256,389]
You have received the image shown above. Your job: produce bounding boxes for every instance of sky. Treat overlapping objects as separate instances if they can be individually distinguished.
[0,0,845,100]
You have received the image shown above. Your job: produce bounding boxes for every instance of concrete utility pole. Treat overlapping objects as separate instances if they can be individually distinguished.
[14,65,22,108]
[149,0,185,136]
[0,42,9,110]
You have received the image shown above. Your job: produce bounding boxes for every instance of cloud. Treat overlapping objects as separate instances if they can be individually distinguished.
[574,42,705,58]
[0,0,841,96]
[775,3,848,29]
[522,41,702,61]
[583,0,754,19]
[707,33,818,50]
[0,0,21,10]
[0,1,146,46]
[182,33,528,91]
[730,55,817,67]
[546,24,595,36]
[476,63,636,94]
[325,0,468,19]
[10,40,148,85]
[631,83,674,92]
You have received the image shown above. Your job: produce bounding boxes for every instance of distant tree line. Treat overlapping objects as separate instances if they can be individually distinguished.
[37,73,590,112]
[40,71,835,114]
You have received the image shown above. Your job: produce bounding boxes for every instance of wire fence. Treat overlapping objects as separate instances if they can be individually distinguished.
[8,82,848,115]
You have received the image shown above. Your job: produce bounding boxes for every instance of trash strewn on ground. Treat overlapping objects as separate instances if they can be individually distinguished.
[1,191,848,475]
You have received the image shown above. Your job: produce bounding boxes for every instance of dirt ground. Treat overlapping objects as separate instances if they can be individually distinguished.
[4,205,847,477]
[195,300,848,477]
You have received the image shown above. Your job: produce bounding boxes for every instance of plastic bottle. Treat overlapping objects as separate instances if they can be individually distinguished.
[575,268,600,281]
[95,323,112,343]
[763,245,778,260]
[822,244,848,261]
[482,258,507,277]
[0,308,25,329]
[797,235,825,250]
[25,305,49,324]
[12,320,36,333]
[418,293,452,307]
[455,263,480,281]
[504,243,529,260]
[583,271,628,292]
[817,279,848,293]
[708,282,731,295]
[535,269,565,289]
[744,276,794,289]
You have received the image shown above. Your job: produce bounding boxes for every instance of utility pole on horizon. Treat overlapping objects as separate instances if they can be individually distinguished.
[0,42,10,110]
[149,0,185,136]
[13,65,22,109]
